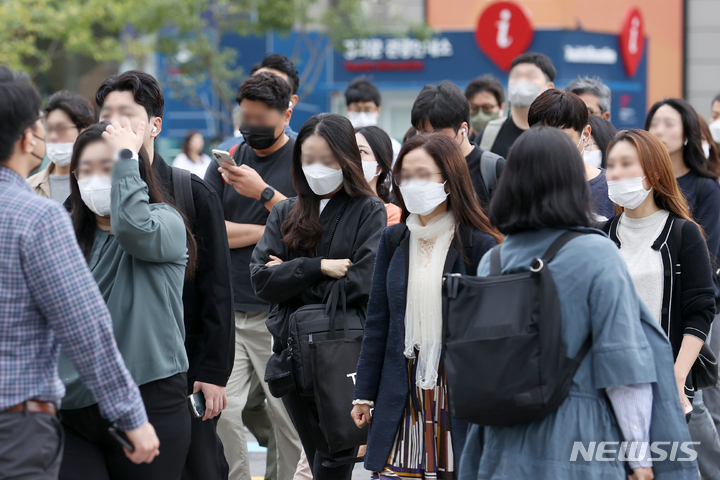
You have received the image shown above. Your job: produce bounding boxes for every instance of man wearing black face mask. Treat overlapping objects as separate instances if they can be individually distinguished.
[204,72,301,480]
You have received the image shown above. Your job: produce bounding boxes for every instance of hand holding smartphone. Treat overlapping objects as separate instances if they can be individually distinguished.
[108,424,135,452]
[212,149,237,167]
[189,392,206,419]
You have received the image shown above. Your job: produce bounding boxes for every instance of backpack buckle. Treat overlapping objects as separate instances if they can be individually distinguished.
[530,258,544,273]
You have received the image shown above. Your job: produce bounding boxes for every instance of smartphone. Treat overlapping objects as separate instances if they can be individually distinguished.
[211,149,236,167]
[108,424,135,452]
[189,392,206,419]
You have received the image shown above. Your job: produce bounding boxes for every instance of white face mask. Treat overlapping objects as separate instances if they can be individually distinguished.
[583,150,603,169]
[362,160,379,183]
[46,142,74,167]
[607,176,651,210]
[703,143,711,159]
[400,180,448,216]
[710,119,720,144]
[507,80,543,109]
[348,112,378,128]
[302,163,344,196]
[78,174,112,217]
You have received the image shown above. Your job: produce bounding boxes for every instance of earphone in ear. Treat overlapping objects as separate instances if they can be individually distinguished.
[152,126,158,133]
[31,141,36,146]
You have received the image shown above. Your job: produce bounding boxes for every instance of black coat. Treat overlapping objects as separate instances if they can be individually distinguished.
[250,189,387,359]
[153,155,235,387]
[601,214,715,392]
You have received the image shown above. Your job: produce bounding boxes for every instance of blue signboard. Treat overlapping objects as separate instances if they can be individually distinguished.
[157,28,647,140]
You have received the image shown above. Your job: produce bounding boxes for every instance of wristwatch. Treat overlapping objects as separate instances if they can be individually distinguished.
[260,186,276,203]
[115,149,137,162]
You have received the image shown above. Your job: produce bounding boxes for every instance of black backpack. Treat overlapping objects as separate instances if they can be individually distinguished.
[441,231,592,426]
[171,167,196,231]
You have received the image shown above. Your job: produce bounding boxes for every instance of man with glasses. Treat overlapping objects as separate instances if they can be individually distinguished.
[28,91,95,203]
[566,76,612,121]
[464,75,505,139]
[411,81,506,210]
[0,67,160,479]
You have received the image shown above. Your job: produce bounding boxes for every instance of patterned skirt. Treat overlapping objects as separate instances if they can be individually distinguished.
[372,356,455,480]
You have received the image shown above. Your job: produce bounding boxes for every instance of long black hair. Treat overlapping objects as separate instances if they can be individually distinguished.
[69,122,197,276]
[645,98,718,180]
[490,126,592,234]
[355,125,393,202]
[281,113,375,256]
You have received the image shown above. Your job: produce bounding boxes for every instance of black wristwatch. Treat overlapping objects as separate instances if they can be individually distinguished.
[260,186,276,203]
[115,149,136,162]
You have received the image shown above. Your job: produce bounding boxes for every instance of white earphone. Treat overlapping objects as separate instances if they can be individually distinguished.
[31,141,36,146]
[152,126,158,133]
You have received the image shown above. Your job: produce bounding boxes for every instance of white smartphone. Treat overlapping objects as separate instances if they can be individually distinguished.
[211,149,237,167]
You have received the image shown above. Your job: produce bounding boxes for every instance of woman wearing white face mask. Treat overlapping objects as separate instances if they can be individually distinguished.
[60,121,199,479]
[355,125,402,225]
[351,133,502,479]
[250,113,386,480]
[28,91,94,203]
[601,130,715,423]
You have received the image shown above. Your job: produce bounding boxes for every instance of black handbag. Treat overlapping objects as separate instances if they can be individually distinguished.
[693,342,718,390]
[310,285,368,454]
[287,198,365,395]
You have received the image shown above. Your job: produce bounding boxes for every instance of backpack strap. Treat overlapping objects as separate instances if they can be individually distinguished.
[539,231,586,265]
[171,167,196,231]
[479,150,501,196]
[695,176,706,204]
[479,117,506,152]
[229,140,246,166]
[489,244,503,276]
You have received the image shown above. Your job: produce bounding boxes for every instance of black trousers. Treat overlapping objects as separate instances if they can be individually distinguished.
[0,410,63,479]
[282,390,354,480]
[59,373,191,480]
[181,376,228,480]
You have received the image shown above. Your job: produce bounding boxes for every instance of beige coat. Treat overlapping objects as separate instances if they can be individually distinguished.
[26,163,56,199]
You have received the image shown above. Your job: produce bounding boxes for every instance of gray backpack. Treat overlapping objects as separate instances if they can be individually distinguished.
[479,117,507,152]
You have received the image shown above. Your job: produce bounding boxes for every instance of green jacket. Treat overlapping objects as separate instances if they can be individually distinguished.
[59,159,189,410]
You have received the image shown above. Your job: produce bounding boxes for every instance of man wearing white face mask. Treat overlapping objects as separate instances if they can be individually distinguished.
[28,91,94,203]
[528,89,616,220]
[479,52,556,158]
[345,78,402,162]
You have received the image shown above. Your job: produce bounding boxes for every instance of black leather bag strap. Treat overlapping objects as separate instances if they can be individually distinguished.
[171,167,196,231]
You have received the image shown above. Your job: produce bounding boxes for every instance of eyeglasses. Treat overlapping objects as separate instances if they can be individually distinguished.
[73,159,114,180]
[393,171,444,187]
[45,123,78,137]
[587,108,604,117]
[470,104,500,115]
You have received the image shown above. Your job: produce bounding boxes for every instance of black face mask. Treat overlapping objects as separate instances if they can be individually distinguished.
[240,124,282,150]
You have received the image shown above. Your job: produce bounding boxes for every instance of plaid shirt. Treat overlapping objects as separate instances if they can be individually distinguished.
[0,166,146,431]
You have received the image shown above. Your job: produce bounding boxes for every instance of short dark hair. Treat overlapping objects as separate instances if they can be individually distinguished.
[96,70,164,119]
[465,75,504,106]
[345,78,381,107]
[250,53,300,95]
[510,52,556,82]
[411,82,469,132]
[236,71,292,113]
[528,89,588,134]
[44,91,95,130]
[587,116,617,169]
[489,126,591,234]
[0,69,41,164]
[712,93,720,106]
[645,98,718,180]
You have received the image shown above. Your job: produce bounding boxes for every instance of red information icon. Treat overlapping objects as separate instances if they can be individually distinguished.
[619,7,645,78]
[475,1,534,72]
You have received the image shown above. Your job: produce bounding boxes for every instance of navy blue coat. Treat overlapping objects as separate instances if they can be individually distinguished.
[354,222,498,472]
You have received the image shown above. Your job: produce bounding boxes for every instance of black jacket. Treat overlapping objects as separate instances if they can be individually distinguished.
[250,189,387,358]
[153,154,235,387]
[601,214,715,389]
